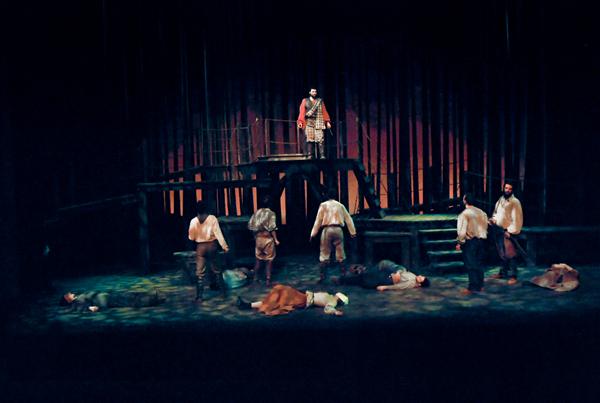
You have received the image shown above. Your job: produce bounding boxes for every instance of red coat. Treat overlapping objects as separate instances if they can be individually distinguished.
[297,98,331,129]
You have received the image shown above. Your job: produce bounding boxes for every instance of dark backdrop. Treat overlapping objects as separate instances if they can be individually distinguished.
[2,0,600,297]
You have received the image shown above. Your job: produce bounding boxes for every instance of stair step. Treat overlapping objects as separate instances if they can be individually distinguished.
[419,228,457,240]
[427,250,462,262]
[422,239,457,250]
[430,261,465,272]
[427,250,462,257]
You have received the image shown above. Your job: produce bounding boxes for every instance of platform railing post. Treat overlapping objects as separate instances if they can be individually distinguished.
[138,189,150,273]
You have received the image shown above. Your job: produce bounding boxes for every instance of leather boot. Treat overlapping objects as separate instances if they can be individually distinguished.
[253,261,261,284]
[237,297,252,310]
[318,262,328,284]
[195,278,204,303]
[318,142,326,159]
[307,142,316,159]
[217,271,228,298]
[339,262,347,276]
[265,262,272,287]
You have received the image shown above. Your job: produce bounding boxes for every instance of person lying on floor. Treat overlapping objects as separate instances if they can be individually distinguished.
[526,263,580,292]
[332,259,430,291]
[236,284,348,316]
[59,289,165,312]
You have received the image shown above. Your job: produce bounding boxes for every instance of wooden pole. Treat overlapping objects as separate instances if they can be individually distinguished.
[138,190,150,273]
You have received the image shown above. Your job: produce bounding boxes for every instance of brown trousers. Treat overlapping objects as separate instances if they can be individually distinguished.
[195,241,219,283]
[319,226,346,263]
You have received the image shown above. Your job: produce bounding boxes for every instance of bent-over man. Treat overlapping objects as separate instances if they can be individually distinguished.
[310,189,357,283]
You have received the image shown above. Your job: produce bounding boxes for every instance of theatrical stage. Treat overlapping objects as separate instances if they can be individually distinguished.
[5,253,600,401]
[4,1,600,401]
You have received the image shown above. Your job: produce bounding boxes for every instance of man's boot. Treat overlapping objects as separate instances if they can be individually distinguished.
[217,271,228,298]
[237,297,252,310]
[253,261,261,284]
[318,262,328,284]
[265,262,272,287]
[339,262,347,276]
[308,142,316,159]
[318,142,326,159]
[195,278,204,303]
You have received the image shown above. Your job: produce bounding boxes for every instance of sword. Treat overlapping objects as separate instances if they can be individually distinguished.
[510,236,535,267]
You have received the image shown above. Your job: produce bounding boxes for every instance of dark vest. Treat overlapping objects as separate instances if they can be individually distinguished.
[304,97,321,114]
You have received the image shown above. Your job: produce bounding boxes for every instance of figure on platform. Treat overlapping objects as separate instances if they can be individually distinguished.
[248,195,280,287]
[332,259,429,291]
[188,200,230,303]
[310,189,357,283]
[59,289,165,312]
[236,284,348,316]
[456,193,488,295]
[297,88,331,159]
[488,182,523,285]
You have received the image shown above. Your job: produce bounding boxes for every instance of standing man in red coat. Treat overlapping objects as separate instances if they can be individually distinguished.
[297,88,331,159]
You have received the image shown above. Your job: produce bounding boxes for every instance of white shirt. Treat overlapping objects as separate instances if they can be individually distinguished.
[310,199,356,238]
[389,269,418,290]
[491,195,523,235]
[457,206,489,243]
[248,208,277,233]
[306,291,341,314]
[188,215,229,250]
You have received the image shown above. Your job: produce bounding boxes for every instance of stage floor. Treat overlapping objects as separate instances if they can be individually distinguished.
[5,256,600,401]
[10,255,599,333]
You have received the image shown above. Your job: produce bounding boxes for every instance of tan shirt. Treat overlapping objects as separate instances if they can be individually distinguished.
[248,208,277,233]
[457,206,489,244]
[492,195,523,235]
[188,215,228,250]
[389,269,418,290]
[306,291,341,314]
[310,199,356,238]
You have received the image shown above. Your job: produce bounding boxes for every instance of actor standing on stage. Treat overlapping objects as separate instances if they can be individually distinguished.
[188,200,229,302]
[297,88,331,159]
[310,189,357,283]
[456,194,488,295]
[248,195,280,287]
[489,182,523,285]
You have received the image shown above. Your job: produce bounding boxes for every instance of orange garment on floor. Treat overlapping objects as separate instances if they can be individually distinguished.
[258,284,307,316]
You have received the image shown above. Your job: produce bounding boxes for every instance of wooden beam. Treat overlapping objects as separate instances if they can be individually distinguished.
[138,179,271,192]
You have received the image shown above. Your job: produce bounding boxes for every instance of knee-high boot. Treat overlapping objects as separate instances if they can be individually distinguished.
[318,142,326,159]
[338,261,347,276]
[265,261,273,287]
[218,272,228,297]
[307,142,316,159]
[318,262,329,284]
[195,278,204,302]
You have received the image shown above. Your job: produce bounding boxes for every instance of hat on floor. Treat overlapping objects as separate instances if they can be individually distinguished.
[335,292,349,305]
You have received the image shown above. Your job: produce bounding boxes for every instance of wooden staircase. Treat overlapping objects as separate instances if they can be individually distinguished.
[419,228,464,272]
